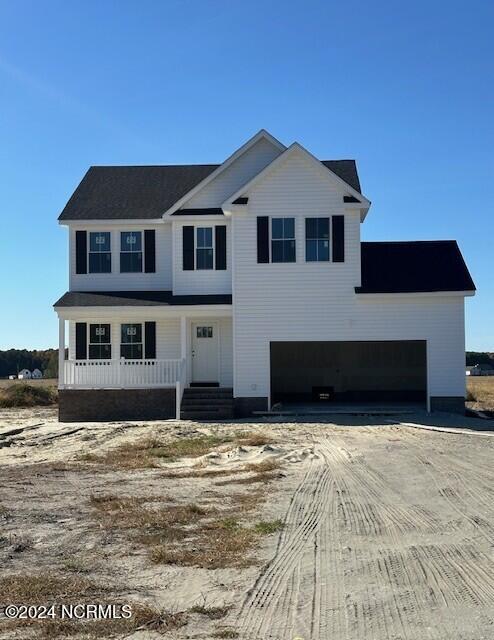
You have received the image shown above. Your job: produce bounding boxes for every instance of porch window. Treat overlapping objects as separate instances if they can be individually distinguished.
[120,232,143,273]
[271,218,296,263]
[305,218,330,261]
[89,232,111,273]
[120,324,143,359]
[89,324,111,359]
[196,227,213,269]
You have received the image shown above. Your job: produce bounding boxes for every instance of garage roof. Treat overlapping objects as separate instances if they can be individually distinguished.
[356,241,476,294]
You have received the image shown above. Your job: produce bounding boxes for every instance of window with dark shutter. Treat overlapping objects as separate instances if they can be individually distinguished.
[144,322,156,359]
[257,217,269,263]
[332,215,345,262]
[183,226,195,270]
[144,230,156,273]
[75,231,87,274]
[215,226,227,270]
[75,323,87,360]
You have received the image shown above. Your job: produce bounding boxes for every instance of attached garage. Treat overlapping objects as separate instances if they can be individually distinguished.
[270,340,427,405]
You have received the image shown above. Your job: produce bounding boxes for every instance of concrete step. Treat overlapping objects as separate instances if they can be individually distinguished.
[180,409,233,420]
[182,398,233,408]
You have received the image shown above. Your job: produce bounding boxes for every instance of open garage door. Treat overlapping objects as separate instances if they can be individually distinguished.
[270,340,427,405]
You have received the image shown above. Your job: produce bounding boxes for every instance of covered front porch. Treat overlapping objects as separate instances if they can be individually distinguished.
[55,293,233,420]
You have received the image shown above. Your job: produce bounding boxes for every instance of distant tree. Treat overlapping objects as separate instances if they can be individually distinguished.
[466,351,494,366]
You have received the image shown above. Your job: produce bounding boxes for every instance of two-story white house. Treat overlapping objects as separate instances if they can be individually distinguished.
[54,130,475,421]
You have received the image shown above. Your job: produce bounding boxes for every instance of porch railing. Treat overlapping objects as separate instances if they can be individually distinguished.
[62,358,184,389]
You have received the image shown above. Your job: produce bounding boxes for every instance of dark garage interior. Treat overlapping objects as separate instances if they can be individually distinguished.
[270,340,427,405]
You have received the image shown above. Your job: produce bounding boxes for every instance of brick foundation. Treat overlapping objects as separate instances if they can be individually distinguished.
[59,388,175,422]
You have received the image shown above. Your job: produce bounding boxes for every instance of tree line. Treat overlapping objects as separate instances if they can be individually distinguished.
[0,349,59,379]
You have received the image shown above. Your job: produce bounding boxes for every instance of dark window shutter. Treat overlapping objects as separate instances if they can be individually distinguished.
[257,217,269,263]
[215,225,227,270]
[144,230,156,273]
[75,323,87,360]
[144,322,156,359]
[183,226,194,270]
[332,215,345,262]
[75,231,87,274]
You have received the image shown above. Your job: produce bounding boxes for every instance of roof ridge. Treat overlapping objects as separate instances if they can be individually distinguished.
[89,163,220,169]
[362,240,457,245]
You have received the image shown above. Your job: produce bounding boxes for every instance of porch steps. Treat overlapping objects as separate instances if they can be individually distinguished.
[180,387,234,421]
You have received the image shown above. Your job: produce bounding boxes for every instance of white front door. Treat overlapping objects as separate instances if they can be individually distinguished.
[191,322,219,383]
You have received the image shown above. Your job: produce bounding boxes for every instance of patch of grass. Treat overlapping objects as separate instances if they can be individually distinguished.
[212,627,239,639]
[0,504,10,517]
[83,434,235,469]
[254,519,284,535]
[0,383,57,408]
[467,376,494,410]
[236,432,274,447]
[0,573,187,638]
[190,604,231,619]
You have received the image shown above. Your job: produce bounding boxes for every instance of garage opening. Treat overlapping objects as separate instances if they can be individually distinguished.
[270,340,427,406]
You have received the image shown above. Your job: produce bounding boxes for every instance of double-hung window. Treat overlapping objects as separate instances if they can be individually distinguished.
[196,227,213,269]
[120,232,143,273]
[89,232,111,273]
[120,324,143,359]
[271,218,296,263]
[89,324,111,359]
[306,218,330,261]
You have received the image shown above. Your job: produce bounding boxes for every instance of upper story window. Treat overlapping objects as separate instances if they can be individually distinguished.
[120,323,142,359]
[89,232,111,273]
[271,218,295,263]
[306,218,330,262]
[196,227,213,270]
[89,324,111,359]
[120,232,142,273]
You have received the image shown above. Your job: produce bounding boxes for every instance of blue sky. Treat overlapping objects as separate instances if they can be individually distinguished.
[0,0,492,350]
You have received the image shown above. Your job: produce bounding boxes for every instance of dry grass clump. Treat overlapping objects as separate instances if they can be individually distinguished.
[212,627,240,638]
[0,573,187,638]
[467,376,494,410]
[0,383,57,408]
[216,459,283,486]
[254,519,284,535]
[236,432,274,447]
[189,604,231,619]
[82,434,235,469]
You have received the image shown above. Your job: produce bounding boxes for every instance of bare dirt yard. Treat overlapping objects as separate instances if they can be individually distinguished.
[0,407,493,640]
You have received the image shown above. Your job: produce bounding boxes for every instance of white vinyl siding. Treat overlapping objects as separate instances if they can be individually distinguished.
[231,148,466,401]
[69,223,172,291]
[183,137,283,209]
[172,220,232,295]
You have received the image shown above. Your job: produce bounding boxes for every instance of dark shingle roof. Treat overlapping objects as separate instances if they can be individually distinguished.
[53,291,232,307]
[171,208,224,216]
[356,241,475,294]
[59,165,219,221]
[321,160,361,193]
[58,159,362,221]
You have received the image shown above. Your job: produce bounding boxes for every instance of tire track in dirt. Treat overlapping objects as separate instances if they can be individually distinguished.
[238,451,333,639]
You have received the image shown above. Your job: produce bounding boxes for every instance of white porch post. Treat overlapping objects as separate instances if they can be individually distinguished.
[58,318,65,389]
[180,316,187,380]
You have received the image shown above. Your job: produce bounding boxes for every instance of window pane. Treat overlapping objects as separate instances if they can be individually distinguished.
[89,344,111,359]
[89,252,111,273]
[120,252,142,272]
[197,248,213,269]
[318,218,329,239]
[318,239,330,261]
[271,240,284,263]
[89,324,110,344]
[306,239,318,261]
[121,324,142,344]
[120,343,143,359]
[197,227,212,248]
[284,239,296,262]
[283,218,295,238]
[121,231,142,252]
[306,218,318,239]
[271,218,283,239]
[89,232,110,252]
